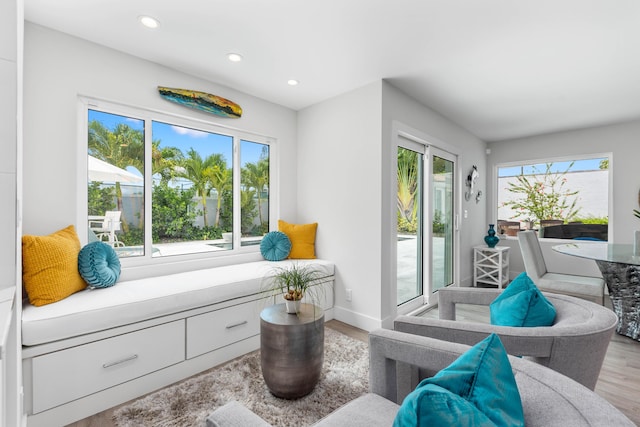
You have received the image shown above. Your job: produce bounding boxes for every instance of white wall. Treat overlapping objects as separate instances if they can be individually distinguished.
[297,80,487,331]
[23,23,298,243]
[0,0,18,291]
[487,120,640,277]
[297,82,383,331]
[2,1,23,425]
[381,82,488,323]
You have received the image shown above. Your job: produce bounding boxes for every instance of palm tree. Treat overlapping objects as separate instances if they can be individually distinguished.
[152,141,183,183]
[205,161,232,227]
[177,150,230,228]
[241,157,269,230]
[397,148,418,228]
[177,149,215,227]
[88,121,143,232]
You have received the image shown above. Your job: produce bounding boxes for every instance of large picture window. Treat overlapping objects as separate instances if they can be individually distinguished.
[86,101,272,259]
[496,156,609,241]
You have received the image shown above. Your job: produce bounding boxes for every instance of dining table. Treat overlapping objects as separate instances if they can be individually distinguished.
[552,242,640,341]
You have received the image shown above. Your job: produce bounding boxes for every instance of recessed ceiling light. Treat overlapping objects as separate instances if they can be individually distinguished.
[227,53,243,62]
[139,15,160,29]
[287,79,299,86]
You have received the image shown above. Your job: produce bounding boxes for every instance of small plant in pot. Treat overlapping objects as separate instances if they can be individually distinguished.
[263,263,326,314]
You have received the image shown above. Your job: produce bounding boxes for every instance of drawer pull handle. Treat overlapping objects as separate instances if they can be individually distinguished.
[226,320,248,329]
[102,354,138,368]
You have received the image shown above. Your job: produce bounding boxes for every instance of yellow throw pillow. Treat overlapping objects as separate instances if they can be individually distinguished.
[278,220,318,259]
[22,225,87,306]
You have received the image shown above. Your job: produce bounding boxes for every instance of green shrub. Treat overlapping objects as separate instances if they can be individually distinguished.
[571,216,608,225]
[152,181,198,241]
[88,182,115,215]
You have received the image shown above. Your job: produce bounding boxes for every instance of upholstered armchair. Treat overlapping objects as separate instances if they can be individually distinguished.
[206,329,633,426]
[394,286,618,390]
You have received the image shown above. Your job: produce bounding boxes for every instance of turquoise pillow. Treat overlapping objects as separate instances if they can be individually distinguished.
[260,231,292,261]
[490,272,556,327]
[393,334,524,427]
[78,242,121,288]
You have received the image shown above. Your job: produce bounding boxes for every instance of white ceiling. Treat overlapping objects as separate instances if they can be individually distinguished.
[24,0,640,142]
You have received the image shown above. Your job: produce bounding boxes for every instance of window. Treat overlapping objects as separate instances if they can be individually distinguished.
[496,156,609,241]
[86,100,272,260]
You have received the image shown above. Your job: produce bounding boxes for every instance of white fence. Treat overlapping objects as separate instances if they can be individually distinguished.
[497,169,608,222]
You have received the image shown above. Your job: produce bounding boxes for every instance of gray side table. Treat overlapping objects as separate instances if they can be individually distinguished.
[260,303,324,399]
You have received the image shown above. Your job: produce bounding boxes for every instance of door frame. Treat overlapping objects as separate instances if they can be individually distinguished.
[392,121,461,316]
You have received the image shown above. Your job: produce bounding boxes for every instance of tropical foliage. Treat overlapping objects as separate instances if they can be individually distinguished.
[88,120,144,233]
[502,162,581,225]
[397,148,449,234]
[87,182,115,216]
[242,146,270,232]
[88,118,269,246]
[397,148,418,233]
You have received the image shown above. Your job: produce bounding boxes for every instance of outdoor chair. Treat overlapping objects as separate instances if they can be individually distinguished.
[517,230,605,304]
[394,287,617,390]
[89,210,124,247]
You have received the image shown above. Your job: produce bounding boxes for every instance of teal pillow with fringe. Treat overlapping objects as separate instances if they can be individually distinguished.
[78,241,121,288]
[260,231,292,261]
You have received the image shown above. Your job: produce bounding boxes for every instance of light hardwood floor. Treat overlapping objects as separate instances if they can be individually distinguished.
[68,314,640,426]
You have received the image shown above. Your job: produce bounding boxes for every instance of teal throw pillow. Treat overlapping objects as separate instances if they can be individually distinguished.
[490,272,556,327]
[260,231,292,261]
[393,334,524,427]
[78,241,121,288]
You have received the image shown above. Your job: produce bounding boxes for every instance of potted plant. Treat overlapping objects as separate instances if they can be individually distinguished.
[263,263,326,313]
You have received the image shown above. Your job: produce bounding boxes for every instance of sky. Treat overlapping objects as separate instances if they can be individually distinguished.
[88,110,266,170]
[498,158,607,177]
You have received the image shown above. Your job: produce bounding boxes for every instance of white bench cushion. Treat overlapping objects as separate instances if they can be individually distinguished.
[22,259,334,346]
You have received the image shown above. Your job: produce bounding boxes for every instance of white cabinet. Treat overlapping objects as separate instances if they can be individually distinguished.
[31,320,185,413]
[187,299,265,359]
[473,246,510,288]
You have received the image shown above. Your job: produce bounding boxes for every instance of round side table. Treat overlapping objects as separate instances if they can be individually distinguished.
[260,303,324,399]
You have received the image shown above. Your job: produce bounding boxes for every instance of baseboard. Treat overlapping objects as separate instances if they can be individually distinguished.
[332,306,382,332]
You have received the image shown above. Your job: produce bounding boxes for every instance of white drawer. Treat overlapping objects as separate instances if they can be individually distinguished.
[32,320,185,413]
[186,300,264,359]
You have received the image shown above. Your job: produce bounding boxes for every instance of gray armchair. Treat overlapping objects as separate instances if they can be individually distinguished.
[394,286,618,390]
[206,329,633,426]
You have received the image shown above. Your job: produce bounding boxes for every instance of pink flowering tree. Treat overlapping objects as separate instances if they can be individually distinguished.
[502,162,581,226]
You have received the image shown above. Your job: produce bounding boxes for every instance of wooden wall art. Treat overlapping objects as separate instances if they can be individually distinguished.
[158,86,242,118]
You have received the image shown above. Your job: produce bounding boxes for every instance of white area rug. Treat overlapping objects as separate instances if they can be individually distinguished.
[113,327,369,426]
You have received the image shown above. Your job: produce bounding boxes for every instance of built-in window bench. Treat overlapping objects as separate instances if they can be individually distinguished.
[21,259,335,427]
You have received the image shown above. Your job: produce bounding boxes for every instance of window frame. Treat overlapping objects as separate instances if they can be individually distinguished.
[493,152,612,241]
[77,96,278,272]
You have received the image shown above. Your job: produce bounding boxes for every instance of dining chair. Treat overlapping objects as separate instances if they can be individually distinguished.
[89,210,124,247]
[517,230,604,304]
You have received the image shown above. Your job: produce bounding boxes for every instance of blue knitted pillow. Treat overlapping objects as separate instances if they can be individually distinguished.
[260,231,292,261]
[78,242,121,288]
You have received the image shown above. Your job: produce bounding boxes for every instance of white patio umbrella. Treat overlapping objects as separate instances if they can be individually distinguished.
[88,155,142,183]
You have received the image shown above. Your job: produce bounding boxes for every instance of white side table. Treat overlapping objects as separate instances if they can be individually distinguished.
[473,246,510,288]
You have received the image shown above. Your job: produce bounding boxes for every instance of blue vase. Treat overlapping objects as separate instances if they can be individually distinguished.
[484,224,499,248]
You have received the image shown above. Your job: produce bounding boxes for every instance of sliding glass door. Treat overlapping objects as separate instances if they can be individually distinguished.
[430,148,455,293]
[397,139,457,313]
[396,144,423,307]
